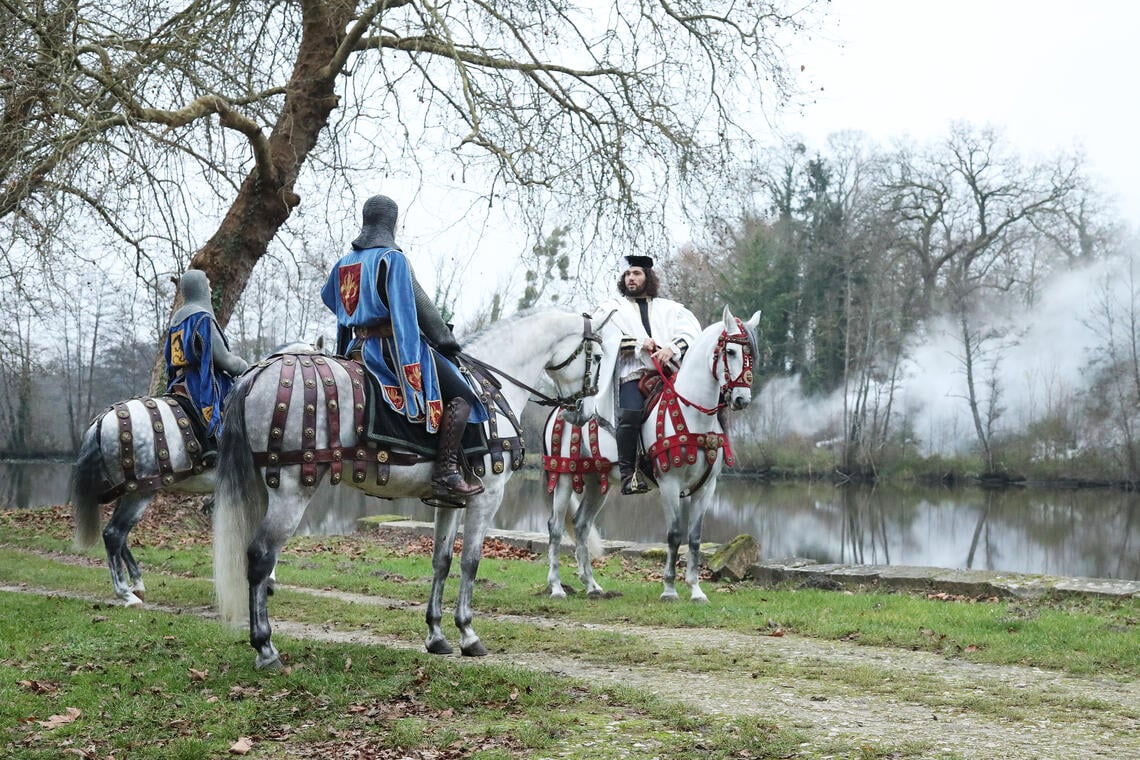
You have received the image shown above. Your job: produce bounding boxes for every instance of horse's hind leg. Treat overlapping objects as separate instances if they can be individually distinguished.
[102,494,152,606]
[246,492,310,670]
[247,535,281,670]
[425,507,461,655]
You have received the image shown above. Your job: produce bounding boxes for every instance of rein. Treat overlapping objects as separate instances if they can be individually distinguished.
[458,312,608,410]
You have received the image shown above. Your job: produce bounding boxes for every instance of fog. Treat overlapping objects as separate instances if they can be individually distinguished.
[750,249,1136,456]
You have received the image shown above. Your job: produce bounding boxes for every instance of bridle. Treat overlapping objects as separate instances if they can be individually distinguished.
[713,323,755,394]
[458,311,613,410]
[651,318,754,415]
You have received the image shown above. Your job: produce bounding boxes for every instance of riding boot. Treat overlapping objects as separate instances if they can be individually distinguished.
[431,398,484,504]
[617,408,650,495]
[199,436,219,467]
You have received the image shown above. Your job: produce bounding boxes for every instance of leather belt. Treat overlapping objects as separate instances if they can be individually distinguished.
[354,322,394,339]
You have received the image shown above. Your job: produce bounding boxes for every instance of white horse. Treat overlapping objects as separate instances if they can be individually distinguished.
[542,306,760,602]
[211,309,607,669]
[71,342,317,606]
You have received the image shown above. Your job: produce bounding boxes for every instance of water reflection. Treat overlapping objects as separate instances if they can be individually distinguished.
[4,461,1137,581]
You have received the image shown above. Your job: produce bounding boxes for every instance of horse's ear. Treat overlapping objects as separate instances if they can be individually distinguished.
[746,310,762,330]
[722,304,736,331]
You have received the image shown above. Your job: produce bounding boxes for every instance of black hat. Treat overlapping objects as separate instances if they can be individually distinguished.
[624,255,654,269]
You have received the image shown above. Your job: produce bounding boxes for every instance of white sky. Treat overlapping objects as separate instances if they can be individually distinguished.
[337,1,1140,328]
[776,0,1140,223]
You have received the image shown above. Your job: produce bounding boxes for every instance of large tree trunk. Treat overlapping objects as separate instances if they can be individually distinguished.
[192,1,351,324]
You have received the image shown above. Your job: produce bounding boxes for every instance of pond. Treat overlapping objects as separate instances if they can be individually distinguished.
[4,460,1137,581]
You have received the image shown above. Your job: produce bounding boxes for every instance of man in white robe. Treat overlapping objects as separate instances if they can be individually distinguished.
[593,255,701,494]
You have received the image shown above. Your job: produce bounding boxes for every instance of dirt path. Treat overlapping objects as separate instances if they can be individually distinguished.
[5,579,1134,759]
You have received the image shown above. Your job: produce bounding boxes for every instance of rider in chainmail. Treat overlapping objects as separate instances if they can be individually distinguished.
[321,194,487,506]
[164,269,250,463]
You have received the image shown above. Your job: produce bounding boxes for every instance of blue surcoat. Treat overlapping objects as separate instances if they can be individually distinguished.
[164,311,236,438]
[322,247,449,433]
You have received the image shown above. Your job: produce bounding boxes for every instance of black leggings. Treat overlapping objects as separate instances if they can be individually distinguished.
[434,351,480,408]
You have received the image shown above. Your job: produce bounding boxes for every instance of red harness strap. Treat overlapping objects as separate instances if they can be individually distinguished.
[646,387,734,473]
[542,413,612,494]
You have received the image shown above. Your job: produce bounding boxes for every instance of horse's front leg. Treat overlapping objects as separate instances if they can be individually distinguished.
[685,493,710,603]
[102,494,150,606]
[659,484,683,601]
[573,483,608,597]
[546,483,573,598]
[425,508,461,655]
[453,497,497,656]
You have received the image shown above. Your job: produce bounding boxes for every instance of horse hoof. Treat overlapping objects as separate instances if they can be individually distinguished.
[461,641,489,657]
[123,593,144,607]
[425,638,454,655]
[691,595,710,604]
[660,592,679,602]
[255,654,283,671]
[586,589,607,599]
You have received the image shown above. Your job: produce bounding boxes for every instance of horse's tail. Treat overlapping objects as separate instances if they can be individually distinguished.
[71,420,106,550]
[212,374,267,626]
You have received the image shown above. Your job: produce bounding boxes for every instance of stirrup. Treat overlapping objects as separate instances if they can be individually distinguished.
[621,472,651,495]
[421,493,468,509]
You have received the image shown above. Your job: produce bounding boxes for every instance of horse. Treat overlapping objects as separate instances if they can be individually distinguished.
[71,342,318,606]
[542,305,760,602]
[211,309,611,670]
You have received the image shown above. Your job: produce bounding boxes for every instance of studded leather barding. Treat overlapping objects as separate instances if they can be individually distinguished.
[99,396,205,501]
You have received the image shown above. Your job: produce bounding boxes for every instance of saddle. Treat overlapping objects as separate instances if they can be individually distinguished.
[357,365,488,461]
[636,366,673,420]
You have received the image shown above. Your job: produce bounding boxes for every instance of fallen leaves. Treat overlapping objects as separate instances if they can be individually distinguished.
[37,707,81,729]
[17,679,59,695]
[229,736,254,755]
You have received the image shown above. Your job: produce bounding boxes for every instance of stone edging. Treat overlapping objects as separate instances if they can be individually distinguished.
[359,516,1140,601]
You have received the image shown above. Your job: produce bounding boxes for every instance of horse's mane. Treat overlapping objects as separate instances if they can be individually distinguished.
[739,317,761,364]
[459,308,570,350]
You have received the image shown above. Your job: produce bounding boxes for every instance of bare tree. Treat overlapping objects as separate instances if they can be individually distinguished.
[885,124,1079,316]
[1,0,823,330]
[1084,258,1140,481]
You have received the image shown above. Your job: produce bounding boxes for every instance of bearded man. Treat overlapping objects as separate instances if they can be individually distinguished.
[593,254,701,494]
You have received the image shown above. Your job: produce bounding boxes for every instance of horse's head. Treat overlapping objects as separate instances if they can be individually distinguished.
[717,305,761,411]
[271,336,328,355]
[543,310,616,423]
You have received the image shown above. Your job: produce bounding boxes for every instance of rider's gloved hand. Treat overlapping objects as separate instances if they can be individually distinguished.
[437,339,462,359]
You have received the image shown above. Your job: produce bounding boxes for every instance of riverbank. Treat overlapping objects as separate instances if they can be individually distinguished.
[360,516,1140,601]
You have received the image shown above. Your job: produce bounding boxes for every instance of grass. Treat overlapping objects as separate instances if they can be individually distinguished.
[1,511,1137,678]
[0,592,819,760]
[1,503,1137,758]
